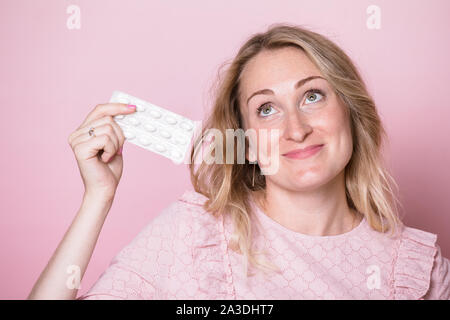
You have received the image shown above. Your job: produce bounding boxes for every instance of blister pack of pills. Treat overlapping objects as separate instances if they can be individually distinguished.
[110,91,199,164]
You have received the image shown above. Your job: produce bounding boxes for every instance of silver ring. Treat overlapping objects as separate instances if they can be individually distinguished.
[88,127,96,137]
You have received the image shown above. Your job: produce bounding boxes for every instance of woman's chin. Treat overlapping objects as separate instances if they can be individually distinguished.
[270,175,326,192]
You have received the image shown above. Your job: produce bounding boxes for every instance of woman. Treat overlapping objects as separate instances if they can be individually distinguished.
[28,23,449,300]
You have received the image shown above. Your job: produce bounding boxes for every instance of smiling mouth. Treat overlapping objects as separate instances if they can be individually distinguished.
[282,144,324,159]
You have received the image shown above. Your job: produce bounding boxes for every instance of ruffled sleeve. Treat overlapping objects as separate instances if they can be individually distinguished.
[392,226,439,300]
[178,189,236,299]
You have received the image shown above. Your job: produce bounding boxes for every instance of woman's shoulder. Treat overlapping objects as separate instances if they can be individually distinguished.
[117,189,221,263]
[151,189,212,225]
[149,189,220,240]
[174,189,214,223]
[127,189,215,247]
[177,189,209,207]
[392,223,449,300]
[174,189,225,237]
[353,218,448,299]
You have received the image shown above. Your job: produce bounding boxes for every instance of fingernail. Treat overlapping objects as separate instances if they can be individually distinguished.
[126,104,136,109]
[117,147,123,155]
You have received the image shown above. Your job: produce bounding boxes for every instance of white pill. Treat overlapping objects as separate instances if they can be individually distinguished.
[115,115,125,120]
[165,116,177,125]
[136,104,146,112]
[124,130,135,140]
[174,136,187,145]
[143,123,156,132]
[127,117,140,126]
[150,110,161,118]
[138,137,151,146]
[154,144,166,152]
[180,122,193,131]
[160,130,171,139]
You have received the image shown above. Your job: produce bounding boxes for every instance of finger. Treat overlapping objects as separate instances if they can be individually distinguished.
[69,115,124,147]
[69,116,109,145]
[73,134,117,163]
[108,118,126,151]
[78,103,136,131]
[71,123,120,158]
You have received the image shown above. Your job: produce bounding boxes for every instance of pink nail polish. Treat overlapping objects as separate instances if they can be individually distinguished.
[127,104,136,109]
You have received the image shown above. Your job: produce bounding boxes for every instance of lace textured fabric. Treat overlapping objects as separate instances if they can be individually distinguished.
[77,190,450,300]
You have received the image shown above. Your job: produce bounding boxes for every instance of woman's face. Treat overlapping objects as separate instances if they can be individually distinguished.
[239,47,353,191]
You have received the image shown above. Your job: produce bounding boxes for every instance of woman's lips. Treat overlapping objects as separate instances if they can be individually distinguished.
[282,144,324,159]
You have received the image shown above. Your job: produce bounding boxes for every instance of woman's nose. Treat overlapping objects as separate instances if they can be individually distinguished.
[283,110,312,141]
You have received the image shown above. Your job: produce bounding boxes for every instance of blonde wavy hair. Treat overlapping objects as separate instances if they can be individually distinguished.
[188,22,404,277]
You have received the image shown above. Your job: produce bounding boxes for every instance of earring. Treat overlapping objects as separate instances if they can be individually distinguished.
[252,162,256,187]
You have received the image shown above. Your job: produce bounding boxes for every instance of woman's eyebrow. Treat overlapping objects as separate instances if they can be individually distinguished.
[246,75,325,106]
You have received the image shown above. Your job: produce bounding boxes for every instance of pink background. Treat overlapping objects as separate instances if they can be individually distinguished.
[0,0,449,299]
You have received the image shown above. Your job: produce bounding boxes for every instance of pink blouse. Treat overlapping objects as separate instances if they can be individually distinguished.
[77,189,450,300]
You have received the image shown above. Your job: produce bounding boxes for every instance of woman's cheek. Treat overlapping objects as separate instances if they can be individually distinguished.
[256,128,281,175]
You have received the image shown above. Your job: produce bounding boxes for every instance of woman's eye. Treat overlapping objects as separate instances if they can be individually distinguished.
[304,91,324,105]
[257,104,277,117]
[256,90,325,117]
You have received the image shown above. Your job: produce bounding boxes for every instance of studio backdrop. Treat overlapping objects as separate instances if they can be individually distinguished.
[0,0,449,299]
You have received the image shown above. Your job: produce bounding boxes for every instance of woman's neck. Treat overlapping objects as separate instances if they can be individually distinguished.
[254,171,361,236]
